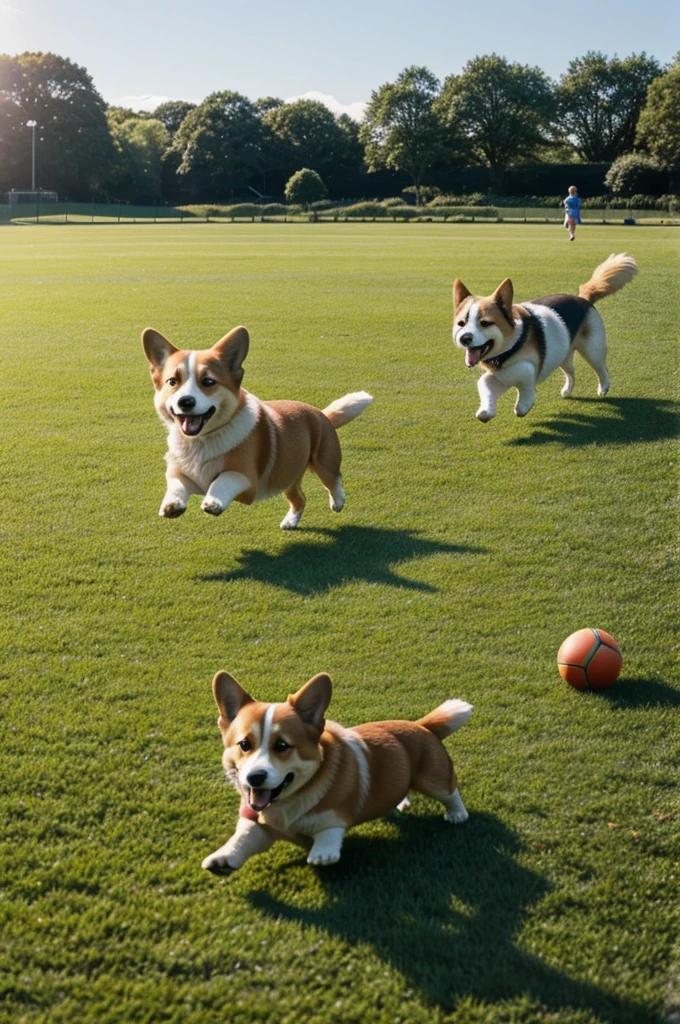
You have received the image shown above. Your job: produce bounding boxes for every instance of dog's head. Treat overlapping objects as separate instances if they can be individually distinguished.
[212,671,332,813]
[452,278,517,367]
[142,325,249,438]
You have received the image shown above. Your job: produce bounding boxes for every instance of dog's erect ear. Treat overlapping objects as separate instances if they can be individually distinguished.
[288,673,332,733]
[453,279,471,311]
[213,326,250,386]
[142,328,178,371]
[213,671,255,729]
[493,278,514,314]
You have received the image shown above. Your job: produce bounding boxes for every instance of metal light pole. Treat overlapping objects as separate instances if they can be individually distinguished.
[26,120,37,191]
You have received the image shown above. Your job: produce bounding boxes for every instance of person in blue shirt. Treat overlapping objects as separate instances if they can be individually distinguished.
[563,186,582,241]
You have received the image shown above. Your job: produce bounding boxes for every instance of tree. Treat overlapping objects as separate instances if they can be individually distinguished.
[360,66,443,205]
[106,112,170,201]
[284,167,328,208]
[436,55,555,192]
[152,100,195,137]
[636,56,680,191]
[556,51,664,162]
[0,51,116,197]
[171,91,264,198]
[262,99,349,180]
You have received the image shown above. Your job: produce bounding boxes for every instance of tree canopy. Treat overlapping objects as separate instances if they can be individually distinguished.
[0,51,116,197]
[171,91,264,197]
[636,56,680,184]
[360,66,443,204]
[436,55,555,188]
[556,51,664,162]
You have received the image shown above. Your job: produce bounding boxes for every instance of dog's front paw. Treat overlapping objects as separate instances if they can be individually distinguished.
[514,403,533,418]
[201,497,225,516]
[202,853,237,876]
[597,383,610,397]
[307,850,341,866]
[160,500,187,518]
[444,807,469,824]
[476,408,494,423]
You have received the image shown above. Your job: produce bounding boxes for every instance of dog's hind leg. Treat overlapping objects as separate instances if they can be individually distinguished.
[280,477,306,530]
[575,314,610,396]
[311,429,345,513]
[441,787,469,824]
[560,349,576,397]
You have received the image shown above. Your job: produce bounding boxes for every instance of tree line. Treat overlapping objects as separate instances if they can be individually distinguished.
[0,50,678,205]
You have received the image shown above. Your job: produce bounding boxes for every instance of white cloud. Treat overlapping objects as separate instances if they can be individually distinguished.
[115,94,174,113]
[285,91,367,122]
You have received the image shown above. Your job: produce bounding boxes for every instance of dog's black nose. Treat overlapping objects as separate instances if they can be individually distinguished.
[177,395,196,412]
[459,333,473,346]
[247,770,268,788]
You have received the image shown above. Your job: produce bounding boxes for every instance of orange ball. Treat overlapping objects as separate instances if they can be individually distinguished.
[557,628,622,690]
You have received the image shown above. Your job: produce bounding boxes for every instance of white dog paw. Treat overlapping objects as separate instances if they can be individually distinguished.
[560,385,574,398]
[201,498,225,516]
[307,851,341,866]
[396,796,411,813]
[514,404,533,418]
[159,500,187,518]
[280,511,302,530]
[444,808,469,824]
[597,383,610,397]
[476,409,494,423]
[202,853,236,876]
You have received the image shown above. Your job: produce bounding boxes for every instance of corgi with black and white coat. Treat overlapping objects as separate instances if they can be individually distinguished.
[452,253,638,421]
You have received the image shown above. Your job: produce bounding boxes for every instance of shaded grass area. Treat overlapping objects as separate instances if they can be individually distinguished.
[0,223,678,1023]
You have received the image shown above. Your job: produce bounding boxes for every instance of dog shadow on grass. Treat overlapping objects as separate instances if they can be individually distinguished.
[198,525,485,595]
[505,396,679,448]
[248,811,663,1023]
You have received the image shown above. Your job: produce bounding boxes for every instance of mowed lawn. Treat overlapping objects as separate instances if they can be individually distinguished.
[1,222,678,1024]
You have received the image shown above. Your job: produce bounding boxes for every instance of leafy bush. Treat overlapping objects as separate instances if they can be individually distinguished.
[428,192,488,207]
[260,203,289,215]
[605,153,666,196]
[284,168,328,208]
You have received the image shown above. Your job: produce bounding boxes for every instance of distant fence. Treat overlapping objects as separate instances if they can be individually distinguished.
[1,200,678,226]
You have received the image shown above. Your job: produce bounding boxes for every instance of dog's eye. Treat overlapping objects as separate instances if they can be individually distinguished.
[457,320,466,327]
[273,738,290,753]
[238,738,251,752]
[166,377,177,387]
[202,377,216,387]
[479,320,493,328]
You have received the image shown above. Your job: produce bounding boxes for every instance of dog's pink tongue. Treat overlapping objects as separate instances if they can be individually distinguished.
[180,416,203,436]
[466,348,482,367]
[249,789,273,811]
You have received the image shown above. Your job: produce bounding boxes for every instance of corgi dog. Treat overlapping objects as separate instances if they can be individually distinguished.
[452,253,638,422]
[142,326,372,528]
[202,671,473,875]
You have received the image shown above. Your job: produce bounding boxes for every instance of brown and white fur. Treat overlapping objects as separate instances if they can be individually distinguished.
[202,671,472,875]
[453,253,638,422]
[142,326,372,528]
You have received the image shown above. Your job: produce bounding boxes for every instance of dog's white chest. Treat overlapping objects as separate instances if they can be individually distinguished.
[166,433,223,492]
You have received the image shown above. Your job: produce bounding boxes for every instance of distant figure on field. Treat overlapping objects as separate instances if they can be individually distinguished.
[563,186,582,242]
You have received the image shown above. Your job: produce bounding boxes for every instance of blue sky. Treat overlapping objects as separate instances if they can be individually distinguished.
[2,0,677,118]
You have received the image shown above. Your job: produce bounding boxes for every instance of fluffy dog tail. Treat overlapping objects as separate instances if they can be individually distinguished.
[323,391,373,429]
[579,253,638,304]
[418,699,473,740]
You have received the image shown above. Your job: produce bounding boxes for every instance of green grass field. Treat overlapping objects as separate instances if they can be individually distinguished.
[1,222,678,1024]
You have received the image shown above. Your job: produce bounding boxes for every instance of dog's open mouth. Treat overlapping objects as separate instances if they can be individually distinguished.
[173,407,215,437]
[248,773,294,812]
[465,342,493,367]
